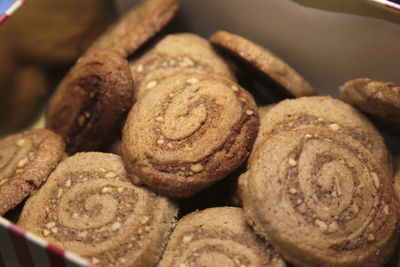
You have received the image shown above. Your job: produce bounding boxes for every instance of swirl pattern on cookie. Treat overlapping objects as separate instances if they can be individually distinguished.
[46,50,135,154]
[86,0,179,58]
[0,129,64,215]
[253,96,393,178]
[122,73,259,197]
[242,128,398,267]
[130,33,236,100]
[159,207,286,267]
[18,152,177,267]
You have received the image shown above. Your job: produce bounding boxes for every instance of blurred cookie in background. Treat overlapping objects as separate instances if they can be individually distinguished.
[0,0,114,135]
[9,0,114,66]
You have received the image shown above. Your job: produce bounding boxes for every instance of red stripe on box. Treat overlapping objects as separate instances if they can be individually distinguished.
[8,224,35,267]
[47,244,66,267]
[0,14,8,24]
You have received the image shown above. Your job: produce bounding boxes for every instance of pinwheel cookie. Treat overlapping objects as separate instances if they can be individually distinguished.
[86,0,179,58]
[46,50,135,154]
[0,129,64,215]
[122,73,259,197]
[209,30,317,98]
[130,33,236,100]
[242,128,398,267]
[18,152,177,267]
[253,96,393,178]
[340,78,400,123]
[159,207,286,267]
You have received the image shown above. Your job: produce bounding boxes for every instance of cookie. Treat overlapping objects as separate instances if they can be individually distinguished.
[46,50,135,154]
[122,73,259,197]
[10,0,111,65]
[209,30,317,97]
[0,129,64,215]
[18,152,178,267]
[158,207,286,267]
[130,33,236,100]
[242,128,398,267]
[257,104,275,120]
[339,78,400,122]
[86,0,179,58]
[253,96,393,178]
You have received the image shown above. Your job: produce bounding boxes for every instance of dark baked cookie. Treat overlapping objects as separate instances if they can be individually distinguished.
[209,30,317,97]
[242,128,398,267]
[122,73,259,197]
[46,50,135,154]
[18,152,177,267]
[159,207,286,267]
[130,33,236,100]
[253,96,393,178]
[86,0,179,58]
[0,129,64,215]
[339,78,400,123]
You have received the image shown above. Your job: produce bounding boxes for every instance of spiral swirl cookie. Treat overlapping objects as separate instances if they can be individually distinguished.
[209,30,317,98]
[339,78,400,123]
[242,128,398,267]
[0,129,64,215]
[46,50,135,154]
[253,96,393,178]
[18,152,177,267]
[159,207,286,267]
[86,0,179,58]
[122,73,259,197]
[130,33,236,100]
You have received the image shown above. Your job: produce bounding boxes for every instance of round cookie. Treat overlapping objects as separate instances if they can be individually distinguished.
[253,96,393,178]
[10,0,111,65]
[0,129,64,215]
[209,30,317,98]
[257,104,275,120]
[339,78,400,123]
[242,128,398,267]
[46,50,135,154]
[18,152,177,267]
[122,73,259,198]
[130,33,236,100]
[159,207,286,267]
[86,0,179,58]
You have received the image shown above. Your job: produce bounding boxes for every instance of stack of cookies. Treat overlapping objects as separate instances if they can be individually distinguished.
[1,0,400,266]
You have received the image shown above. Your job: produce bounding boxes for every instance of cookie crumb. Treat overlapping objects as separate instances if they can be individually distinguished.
[289,188,297,194]
[183,235,192,243]
[136,64,144,72]
[371,172,380,189]
[187,77,199,84]
[246,109,254,116]
[288,158,297,166]
[111,222,121,231]
[16,139,25,146]
[102,187,112,193]
[65,179,72,187]
[0,179,8,186]
[105,172,116,178]
[46,222,56,229]
[146,80,158,89]
[367,234,375,242]
[329,123,340,131]
[17,158,29,167]
[190,163,204,173]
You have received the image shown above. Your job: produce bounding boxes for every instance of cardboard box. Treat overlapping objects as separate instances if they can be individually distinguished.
[1,0,399,266]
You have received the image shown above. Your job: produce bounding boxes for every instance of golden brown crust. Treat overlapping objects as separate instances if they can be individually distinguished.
[159,207,286,267]
[253,96,393,179]
[18,152,178,267]
[122,73,259,197]
[209,30,317,98]
[130,33,236,100]
[86,0,179,58]
[242,128,398,267]
[46,50,135,154]
[0,129,65,215]
[339,78,400,122]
